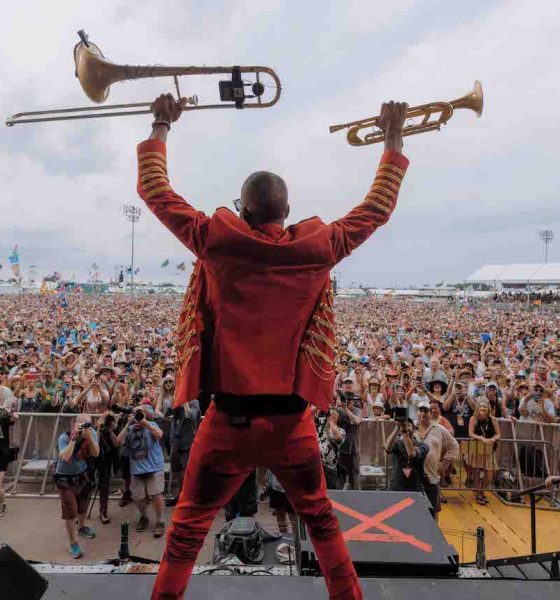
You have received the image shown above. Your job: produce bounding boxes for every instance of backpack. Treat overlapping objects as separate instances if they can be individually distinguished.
[213,517,273,564]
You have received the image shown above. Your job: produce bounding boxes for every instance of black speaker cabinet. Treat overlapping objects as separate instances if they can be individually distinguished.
[0,544,49,600]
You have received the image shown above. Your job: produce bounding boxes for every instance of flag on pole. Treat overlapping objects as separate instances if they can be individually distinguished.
[161,259,170,268]
[176,262,186,271]
[9,246,19,278]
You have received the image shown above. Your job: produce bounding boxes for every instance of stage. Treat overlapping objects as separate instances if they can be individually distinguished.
[41,573,560,600]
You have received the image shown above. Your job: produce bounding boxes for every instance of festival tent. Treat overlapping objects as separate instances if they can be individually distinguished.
[466,263,560,286]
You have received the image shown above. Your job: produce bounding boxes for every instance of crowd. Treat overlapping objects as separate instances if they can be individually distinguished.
[492,291,560,304]
[0,292,559,552]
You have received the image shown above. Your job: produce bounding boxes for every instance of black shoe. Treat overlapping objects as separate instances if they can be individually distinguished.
[119,491,132,508]
[165,496,179,507]
[136,515,149,532]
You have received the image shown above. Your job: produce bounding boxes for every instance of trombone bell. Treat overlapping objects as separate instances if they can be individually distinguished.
[75,42,112,103]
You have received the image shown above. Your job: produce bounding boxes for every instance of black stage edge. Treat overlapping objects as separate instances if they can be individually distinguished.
[299,491,458,577]
[42,574,560,600]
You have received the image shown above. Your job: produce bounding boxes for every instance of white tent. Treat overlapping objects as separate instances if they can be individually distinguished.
[466,263,560,285]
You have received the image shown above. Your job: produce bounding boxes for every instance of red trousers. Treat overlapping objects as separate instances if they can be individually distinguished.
[151,402,362,599]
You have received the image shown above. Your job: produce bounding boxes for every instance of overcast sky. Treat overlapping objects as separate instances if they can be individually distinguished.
[1,0,559,287]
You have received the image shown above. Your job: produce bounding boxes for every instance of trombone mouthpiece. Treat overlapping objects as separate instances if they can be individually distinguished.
[5,117,14,127]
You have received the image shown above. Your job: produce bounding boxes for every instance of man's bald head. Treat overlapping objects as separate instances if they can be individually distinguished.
[240,171,289,226]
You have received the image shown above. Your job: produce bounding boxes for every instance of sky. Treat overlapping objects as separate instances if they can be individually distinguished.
[1,0,559,287]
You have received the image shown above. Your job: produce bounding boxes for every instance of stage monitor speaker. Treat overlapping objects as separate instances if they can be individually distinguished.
[0,544,49,600]
[297,491,458,578]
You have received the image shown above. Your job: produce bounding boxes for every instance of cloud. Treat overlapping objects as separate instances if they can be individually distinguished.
[0,0,559,286]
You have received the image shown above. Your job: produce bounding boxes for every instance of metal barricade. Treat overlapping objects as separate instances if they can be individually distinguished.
[359,418,560,506]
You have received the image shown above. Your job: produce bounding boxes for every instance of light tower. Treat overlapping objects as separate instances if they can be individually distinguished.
[122,205,141,294]
[539,230,554,264]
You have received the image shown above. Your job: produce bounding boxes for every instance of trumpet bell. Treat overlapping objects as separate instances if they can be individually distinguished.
[74,42,113,104]
[450,80,483,117]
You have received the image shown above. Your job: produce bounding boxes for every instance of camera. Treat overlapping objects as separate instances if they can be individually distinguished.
[113,404,133,416]
[394,407,409,423]
[134,409,145,422]
[0,407,12,423]
[81,422,92,430]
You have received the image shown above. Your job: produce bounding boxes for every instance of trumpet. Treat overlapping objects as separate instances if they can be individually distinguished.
[329,80,483,146]
[6,30,282,126]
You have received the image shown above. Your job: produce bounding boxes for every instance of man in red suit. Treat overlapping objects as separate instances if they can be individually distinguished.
[138,94,409,599]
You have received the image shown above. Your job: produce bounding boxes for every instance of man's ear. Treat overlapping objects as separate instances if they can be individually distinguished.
[285,204,290,219]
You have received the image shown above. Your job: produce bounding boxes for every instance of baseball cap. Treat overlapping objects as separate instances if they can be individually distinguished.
[343,377,353,384]
[359,356,370,364]
[418,400,430,410]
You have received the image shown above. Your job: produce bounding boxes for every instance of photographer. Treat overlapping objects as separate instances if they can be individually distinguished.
[165,399,201,507]
[0,406,18,518]
[117,403,166,538]
[314,407,346,489]
[94,411,119,524]
[55,414,99,559]
[384,417,428,493]
[337,378,363,490]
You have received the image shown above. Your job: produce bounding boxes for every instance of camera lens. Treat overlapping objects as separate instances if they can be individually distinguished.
[134,410,145,421]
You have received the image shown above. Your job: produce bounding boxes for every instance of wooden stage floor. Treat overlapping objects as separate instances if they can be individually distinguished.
[439,490,560,562]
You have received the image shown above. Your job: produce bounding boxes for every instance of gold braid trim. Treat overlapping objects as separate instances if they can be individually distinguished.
[307,329,336,351]
[176,316,194,336]
[374,177,400,194]
[139,166,167,178]
[139,157,167,169]
[144,178,170,191]
[319,302,335,315]
[302,345,336,381]
[370,182,398,200]
[145,185,173,199]
[140,172,168,185]
[138,151,166,160]
[363,195,392,215]
[374,170,402,187]
[176,329,196,350]
[367,186,394,205]
[176,346,199,376]
[378,163,405,177]
[313,315,336,333]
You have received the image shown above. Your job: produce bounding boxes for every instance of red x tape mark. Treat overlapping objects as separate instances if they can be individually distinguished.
[330,497,433,553]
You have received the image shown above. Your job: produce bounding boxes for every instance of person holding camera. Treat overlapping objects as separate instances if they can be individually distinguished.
[94,411,119,524]
[165,399,201,507]
[117,402,166,538]
[337,378,363,490]
[314,406,346,490]
[0,406,18,518]
[55,414,99,559]
[384,417,428,493]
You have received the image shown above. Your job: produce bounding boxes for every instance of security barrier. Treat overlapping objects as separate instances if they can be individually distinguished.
[5,413,560,502]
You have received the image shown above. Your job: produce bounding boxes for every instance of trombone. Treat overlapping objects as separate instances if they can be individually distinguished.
[6,30,282,126]
[329,80,483,146]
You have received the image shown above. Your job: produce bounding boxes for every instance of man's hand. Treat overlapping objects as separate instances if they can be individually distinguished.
[150,93,185,124]
[378,101,408,154]
[149,93,187,142]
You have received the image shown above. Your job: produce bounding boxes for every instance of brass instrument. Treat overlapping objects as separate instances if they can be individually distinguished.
[6,30,282,126]
[329,80,483,146]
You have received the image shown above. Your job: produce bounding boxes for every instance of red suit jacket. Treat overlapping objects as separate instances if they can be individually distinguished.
[137,139,408,412]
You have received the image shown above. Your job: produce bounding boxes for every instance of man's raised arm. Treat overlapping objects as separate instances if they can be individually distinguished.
[137,94,210,257]
[329,101,409,264]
